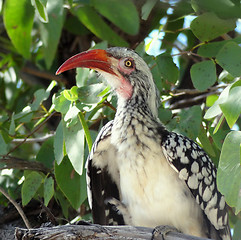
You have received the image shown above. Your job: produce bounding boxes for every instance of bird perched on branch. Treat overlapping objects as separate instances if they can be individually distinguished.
[56,47,231,240]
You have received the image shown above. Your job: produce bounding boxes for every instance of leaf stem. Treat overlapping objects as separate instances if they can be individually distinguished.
[78,111,92,152]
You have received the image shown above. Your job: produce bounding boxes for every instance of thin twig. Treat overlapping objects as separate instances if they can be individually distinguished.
[21,66,67,84]
[39,199,57,225]
[171,84,227,95]
[103,101,116,112]
[7,111,56,155]
[12,133,55,143]
[0,186,31,229]
[169,91,219,110]
[161,85,226,104]
[171,50,202,59]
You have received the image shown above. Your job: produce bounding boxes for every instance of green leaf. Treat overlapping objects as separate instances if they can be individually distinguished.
[76,66,101,87]
[210,127,229,151]
[22,171,43,206]
[220,86,241,128]
[13,106,33,123]
[72,6,128,47]
[64,15,90,36]
[77,83,106,104]
[92,0,139,35]
[161,18,184,52]
[92,41,108,50]
[76,68,91,87]
[198,37,241,58]
[169,0,193,20]
[36,138,54,169]
[63,118,85,175]
[63,86,79,102]
[213,114,225,134]
[32,0,48,23]
[233,219,241,240]
[64,105,80,127]
[44,176,54,206]
[54,121,65,165]
[216,42,241,77]
[177,105,202,140]
[3,0,34,59]
[9,113,15,135]
[198,125,216,157]
[151,65,162,91]
[0,133,8,155]
[190,12,236,42]
[54,190,70,219]
[30,81,56,112]
[39,0,65,69]
[206,94,219,108]
[55,156,87,209]
[218,70,235,84]
[53,92,71,114]
[217,131,241,214]
[30,88,50,111]
[141,0,158,20]
[78,111,92,152]
[156,53,179,89]
[190,60,216,91]
[204,84,231,119]
[158,108,172,124]
[191,0,241,19]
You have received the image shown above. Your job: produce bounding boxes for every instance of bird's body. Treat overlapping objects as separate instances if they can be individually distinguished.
[56,47,231,240]
[92,114,206,237]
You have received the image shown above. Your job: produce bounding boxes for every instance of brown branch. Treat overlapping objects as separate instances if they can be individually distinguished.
[103,100,116,112]
[0,156,50,174]
[0,186,31,229]
[169,91,219,110]
[15,224,211,240]
[39,199,58,225]
[21,66,68,85]
[161,84,226,107]
[170,85,227,96]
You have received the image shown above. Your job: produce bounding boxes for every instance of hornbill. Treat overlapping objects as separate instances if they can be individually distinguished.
[56,47,231,240]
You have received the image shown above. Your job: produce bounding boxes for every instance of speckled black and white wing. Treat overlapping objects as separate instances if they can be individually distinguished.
[161,131,231,240]
[86,120,124,225]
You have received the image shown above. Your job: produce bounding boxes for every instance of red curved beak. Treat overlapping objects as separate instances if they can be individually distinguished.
[56,49,116,76]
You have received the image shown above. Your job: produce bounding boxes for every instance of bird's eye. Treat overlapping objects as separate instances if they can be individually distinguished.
[124,59,134,68]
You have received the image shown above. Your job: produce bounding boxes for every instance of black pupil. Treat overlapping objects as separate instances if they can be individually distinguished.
[125,60,132,67]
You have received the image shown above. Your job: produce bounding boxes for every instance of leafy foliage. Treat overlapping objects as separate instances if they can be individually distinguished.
[0,0,240,236]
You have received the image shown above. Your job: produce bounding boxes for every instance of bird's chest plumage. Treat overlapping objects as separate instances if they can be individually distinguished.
[111,118,205,236]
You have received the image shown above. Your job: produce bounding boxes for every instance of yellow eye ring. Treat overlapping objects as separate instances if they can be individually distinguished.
[124,59,133,68]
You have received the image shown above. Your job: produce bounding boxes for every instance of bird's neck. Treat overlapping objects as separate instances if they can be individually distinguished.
[111,96,162,147]
[116,95,156,122]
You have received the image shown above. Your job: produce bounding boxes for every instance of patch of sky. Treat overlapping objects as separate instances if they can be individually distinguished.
[144,9,241,67]
[235,19,241,34]
[145,13,197,67]
[144,17,167,56]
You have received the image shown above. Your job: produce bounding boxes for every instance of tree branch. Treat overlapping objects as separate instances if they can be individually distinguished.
[15,224,211,240]
[170,85,227,96]
[169,91,219,110]
[11,133,55,143]
[0,156,50,174]
[0,186,31,229]
[21,66,67,85]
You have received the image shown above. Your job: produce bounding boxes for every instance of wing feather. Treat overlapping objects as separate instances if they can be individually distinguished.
[86,120,124,225]
[161,131,231,240]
